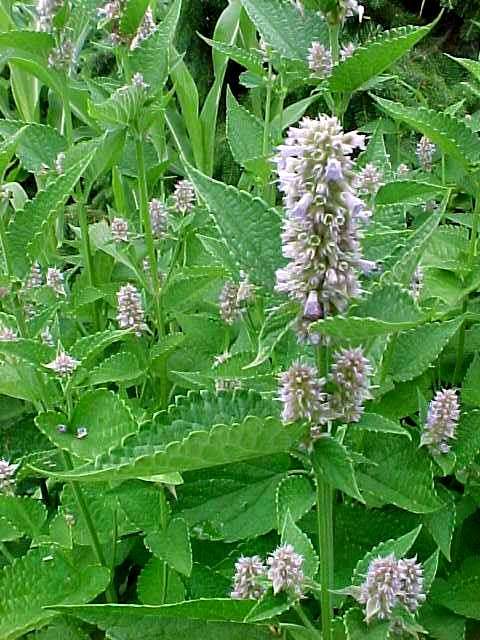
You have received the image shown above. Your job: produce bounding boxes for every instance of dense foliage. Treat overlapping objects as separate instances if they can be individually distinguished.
[1,0,480,638]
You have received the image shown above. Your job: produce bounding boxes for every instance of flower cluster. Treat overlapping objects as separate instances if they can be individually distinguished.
[329,347,372,423]
[172,180,196,214]
[410,266,424,301]
[48,40,74,70]
[416,136,436,172]
[219,274,255,325]
[98,1,154,49]
[55,152,66,175]
[111,217,129,243]
[0,459,19,495]
[274,115,370,337]
[46,267,66,296]
[231,544,305,600]
[278,361,329,425]
[340,42,356,60]
[149,199,168,238]
[36,0,61,31]
[25,262,43,289]
[421,388,460,454]
[356,163,384,195]
[116,284,146,335]
[45,351,80,377]
[130,8,156,49]
[358,554,425,623]
[0,326,18,342]
[308,42,333,77]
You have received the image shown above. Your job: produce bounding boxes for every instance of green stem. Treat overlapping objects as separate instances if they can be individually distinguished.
[0,541,14,563]
[62,86,73,146]
[316,476,334,640]
[262,63,274,203]
[77,200,100,331]
[294,602,322,639]
[159,486,169,604]
[329,24,340,64]
[62,451,116,602]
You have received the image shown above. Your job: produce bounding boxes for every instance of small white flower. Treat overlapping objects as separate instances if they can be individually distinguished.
[45,351,80,377]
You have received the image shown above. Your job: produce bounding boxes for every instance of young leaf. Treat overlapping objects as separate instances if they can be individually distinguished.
[329,24,433,93]
[0,495,47,539]
[376,181,448,207]
[145,517,192,576]
[276,474,316,530]
[137,558,186,605]
[226,87,267,168]
[312,436,364,503]
[281,509,319,578]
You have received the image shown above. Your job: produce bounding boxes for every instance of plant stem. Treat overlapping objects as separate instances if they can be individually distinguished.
[329,23,340,64]
[159,486,169,604]
[294,602,322,639]
[316,475,334,640]
[0,541,14,563]
[62,86,73,146]
[77,199,100,331]
[62,450,116,602]
[262,62,274,203]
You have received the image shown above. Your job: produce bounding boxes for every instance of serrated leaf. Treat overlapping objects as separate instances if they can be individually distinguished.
[355,413,411,438]
[226,87,267,167]
[423,549,440,593]
[34,618,90,640]
[418,603,466,640]
[276,475,316,530]
[89,84,147,127]
[461,354,480,407]
[0,548,109,639]
[355,434,442,513]
[201,37,264,75]
[244,590,292,623]
[352,525,422,585]
[311,315,422,340]
[119,0,149,35]
[88,351,142,386]
[373,96,480,166]
[431,558,480,619]
[35,389,138,461]
[454,410,480,469]
[344,607,390,640]
[145,518,192,576]
[162,266,225,317]
[0,339,55,369]
[376,181,448,207]
[312,437,364,503]
[281,509,319,578]
[329,24,432,93]
[137,557,185,605]
[422,225,469,272]
[185,163,283,288]
[0,495,47,539]
[0,121,66,173]
[70,329,128,363]
[448,55,480,84]
[389,317,463,382]
[240,0,328,61]
[6,151,95,277]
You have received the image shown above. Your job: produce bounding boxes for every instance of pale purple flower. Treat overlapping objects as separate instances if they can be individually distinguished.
[359,554,402,623]
[48,40,74,70]
[57,424,68,433]
[340,42,356,61]
[410,266,424,301]
[279,361,329,424]
[76,427,88,439]
[0,286,9,298]
[398,557,425,613]
[45,351,80,377]
[308,42,333,77]
[173,180,196,214]
[111,217,129,243]
[219,275,254,325]
[329,347,372,423]
[130,8,156,49]
[421,388,459,454]
[267,544,304,595]
[25,262,42,289]
[274,115,369,335]
[116,284,146,335]
[416,136,436,172]
[36,0,61,31]
[0,327,18,342]
[46,267,66,296]
[236,272,255,304]
[231,555,267,600]
[55,152,65,175]
[132,72,149,90]
[97,0,121,21]
[41,326,55,347]
[397,163,410,176]
[356,163,384,195]
[149,199,168,238]
[0,459,19,494]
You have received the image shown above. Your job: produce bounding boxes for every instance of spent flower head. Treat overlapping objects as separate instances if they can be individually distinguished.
[46,267,66,296]
[422,388,459,454]
[329,347,372,423]
[416,136,436,172]
[356,163,384,195]
[130,7,156,49]
[25,262,43,289]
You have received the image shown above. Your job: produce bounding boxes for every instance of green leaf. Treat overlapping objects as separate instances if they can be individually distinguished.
[184,163,283,288]
[201,36,264,75]
[6,150,95,277]
[355,413,411,438]
[119,0,149,35]
[373,96,480,166]
[344,607,390,640]
[162,266,225,318]
[88,351,142,386]
[352,525,422,585]
[145,518,192,576]
[33,618,90,640]
[35,389,138,461]
[128,0,181,89]
[422,226,469,272]
[423,491,455,561]
[312,437,364,503]
[448,55,480,84]
[240,0,328,61]
[276,474,316,530]
[137,558,186,605]
[423,549,440,594]
[355,434,442,513]
[0,121,65,173]
[0,495,47,539]
[0,548,109,639]
[311,315,422,340]
[89,84,147,127]
[454,410,480,468]
[0,339,55,369]
[461,354,480,407]
[31,391,304,481]
[376,181,448,207]
[281,510,319,578]
[418,604,466,640]
[226,87,266,168]
[389,317,463,382]
[431,558,480,619]
[329,24,432,93]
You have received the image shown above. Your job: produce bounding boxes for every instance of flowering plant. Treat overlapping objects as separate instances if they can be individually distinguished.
[0,0,479,638]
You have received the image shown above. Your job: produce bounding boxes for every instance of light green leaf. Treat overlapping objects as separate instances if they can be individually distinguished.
[185,163,283,288]
[88,351,142,386]
[376,180,448,207]
[431,558,480,619]
[329,24,432,93]
[201,36,264,75]
[276,474,316,530]
[461,354,480,407]
[423,490,456,561]
[89,83,147,127]
[389,317,463,382]
[162,266,225,318]
[137,558,185,605]
[344,607,390,640]
[373,96,480,166]
[0,548,109,639]
[0,495,47,539]
[355,413,411,438]
[119,0,149,35]
[35,389,138,461]
[312,437,363,503]
[226,87,266,167]
[145,518,192,576]
[418,603,466,640]
[0,120,65,173]
[454,410,480,469]
[311,315,422,340]
[0,339,55,369]
[281,510,319,578]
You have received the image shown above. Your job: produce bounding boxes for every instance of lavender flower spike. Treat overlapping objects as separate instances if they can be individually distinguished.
[46,267,66,296]
[416,136,436,172]
[149,199,168,238]
[111,217,129,243]
[267,544,305,595]
[359,554,402,623]
[173,179,196,214]
[329,347,372,423]
[45,351,80,377]
[397,557,425,613]
[421,388,459,454]
[0,459,19,494]
[117,284,147,336]
[231,555,267,600]
[279,361,329,424]
[308,42,333,77]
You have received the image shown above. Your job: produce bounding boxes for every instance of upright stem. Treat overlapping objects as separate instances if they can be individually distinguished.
[329,23,340,65]
[77,199,100,331]
[159,486,169,604]
[62,451,116,602]
[62,87,73,146]
[316,476,334,640]
[262,63,274,203]
[294,602,323,640]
